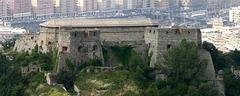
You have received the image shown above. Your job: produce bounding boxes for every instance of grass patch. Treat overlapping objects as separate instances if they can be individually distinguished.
[75,70,141,96]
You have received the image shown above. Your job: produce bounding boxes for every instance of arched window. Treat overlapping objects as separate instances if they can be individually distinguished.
[48,41,52,45]
[41,40,43,45]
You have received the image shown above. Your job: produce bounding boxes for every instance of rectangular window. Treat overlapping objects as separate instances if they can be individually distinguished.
[167,44,171,49]
[62,46,68,52]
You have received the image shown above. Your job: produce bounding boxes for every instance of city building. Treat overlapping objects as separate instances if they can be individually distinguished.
[180,0,191,10]
[229,6,240,24]
[0,0,8,17]
[169,0,180,10]
[113,0,124,10]
[83,0,99,11]
[142,0,169,10]
[124,0,143,9]
[102,0,111,10]
[102,0,124,10]
[143,0,155,8]
[58,0,76,14]
[10,0,32,17]
[201,25,240,53]
[76,0,84,11]
[155,0,169,10]
[53,0,61,14]
[32,0,54,16]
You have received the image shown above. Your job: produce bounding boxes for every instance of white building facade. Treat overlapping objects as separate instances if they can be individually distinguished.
[229,7,240,24]
[201,26,240,53]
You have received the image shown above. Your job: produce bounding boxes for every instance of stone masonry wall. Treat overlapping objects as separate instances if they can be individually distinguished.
[14,34,39,52]
[145,27,202,67]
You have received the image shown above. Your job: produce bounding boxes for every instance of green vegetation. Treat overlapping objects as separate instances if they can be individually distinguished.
[73,45,152,95]
[149,39,220,96]
[1,38,240,96]
[0,40,67,96]
[0,38,16,51]
[74,40,218,96]
[25,84,70,96]
[203,41,240,96]
[76,71,141,96]
[13,45,58,71]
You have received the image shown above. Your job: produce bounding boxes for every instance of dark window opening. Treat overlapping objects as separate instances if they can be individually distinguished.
[31,36,34,40]
[48,41,52,45]
[78,46,82,52]
[62,46,68,52]
[93,32,96,36]
[74,33,77,37]
[149,30,152,33]
[167,44,171,49]
[188,31,191,34]
[166,31,168,34]
[93,45,97,51]
[41,40,43,45]
[84,32,88,38]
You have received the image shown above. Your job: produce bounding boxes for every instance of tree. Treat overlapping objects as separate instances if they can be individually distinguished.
[228,49,240,66]
[56,70,75,90]
[164,39,206,84]
[0,39,16,51]
[224,69,240,96]
[202,41,229,70]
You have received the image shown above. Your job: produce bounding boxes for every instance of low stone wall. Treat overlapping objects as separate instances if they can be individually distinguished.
[14,34,39,52]
[83,66,122,73]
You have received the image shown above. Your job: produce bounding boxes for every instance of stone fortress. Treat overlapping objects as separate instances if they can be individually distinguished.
[14,18,202,71]
[14,18,225,95]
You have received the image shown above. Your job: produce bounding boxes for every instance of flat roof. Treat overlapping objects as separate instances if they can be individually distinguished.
[40,18,158,28]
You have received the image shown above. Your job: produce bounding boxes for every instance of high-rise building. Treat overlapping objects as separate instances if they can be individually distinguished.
[169,0,180,10]
[143,0,169,9]
[102,0,111,10]
[32,0,54,16]
[53,0,76,14]
[113,0,124,10]
[97,0,102,10]
[76,0,84,12]
[154,0,169,10]
[124,0,143,9]
[0,0,8,17]
[143,0,154,8]
[83,0,99,11]
[10,0,32,17]
[102,0,125,10]
[229,7,240,24]
[53,0,61,14]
